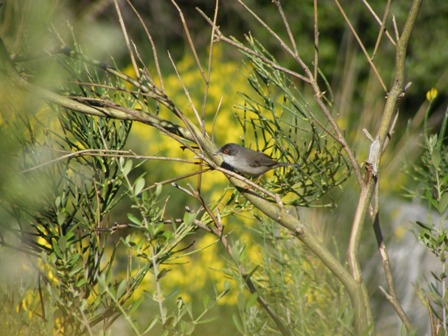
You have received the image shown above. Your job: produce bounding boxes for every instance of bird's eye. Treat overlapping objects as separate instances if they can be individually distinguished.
[223,148,229,154]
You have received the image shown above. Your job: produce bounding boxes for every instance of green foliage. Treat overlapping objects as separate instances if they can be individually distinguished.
[406,98,448,333]
[2,112,129,331]
[0,280,50,336]
[229,221,352,336]
[0,105,203,334]
[236,36,351,206]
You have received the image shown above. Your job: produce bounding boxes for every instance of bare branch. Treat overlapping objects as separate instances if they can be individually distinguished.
[202,0,219,128]
[167,51,203,130]
[170,0,206,82]
[196,8,310,84]
[334,0,387,92]
[313,0,319,80]
[370,0,393,59]
[273,0,298,57]
[362,0,396,47]
[126,0,165,91]
[113,0,139,78]
[373,214,414,332]
[20,149,199,173]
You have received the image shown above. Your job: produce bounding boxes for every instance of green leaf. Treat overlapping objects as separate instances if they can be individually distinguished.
[246,293,258,309]
[157,268,170,281]
[180,321,195,335]
[68,253,80,264]
[203,294,210,309]
[429,134,438,151]
[52,238,62,258]
[57,212,66,226]
[142,316,159,333]
[59,236,67,253]
[185,302,193,319]
[153,223,165,236]
[196,316,218,324]
[122,159,133,176]
[237,292,245,311]
[223,280,231,292]
[55,196,61,208]
[232,313,244,334]
[163,230,173,240]
[155,183,163,197]
[432,148,441,169]
[117,280,127,298]
[69,266,83,277]
[439,193,448,214]
[416,221,432,230]
[134,177,145,195]
[183,212,196,226]
[129,296,145,315]
[76,278,87,288]
[128,213,141,226]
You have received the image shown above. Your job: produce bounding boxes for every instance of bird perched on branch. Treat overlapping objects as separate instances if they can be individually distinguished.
[215,143,299,177]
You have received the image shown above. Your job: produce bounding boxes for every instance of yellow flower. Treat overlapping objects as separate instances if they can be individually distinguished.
[426,88,438,102]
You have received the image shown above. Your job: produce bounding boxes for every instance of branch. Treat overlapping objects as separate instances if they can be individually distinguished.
[377,0,423,145]
[362,0,396,48]
[373,214,414,332]
[346,0,423,332]
[334,0,387,91]
[273,0,298,57]
[0,39,197,143]
[20,148,199,173]
[348,0,423,271]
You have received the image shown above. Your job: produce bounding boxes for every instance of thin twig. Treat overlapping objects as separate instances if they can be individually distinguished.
[392,15,400,41]
[144,169,212,193]
[273,0,298,56]
[236,0,297,64]
[167,51,203,132]
[334,0,387,92]
[211,96,223,142]
[113,0,139,78]
[313,0,319,80]
[197,9,310,84]
[201,0,219,130]
[20,149,198,173]
[370,0,392,59]
[373,214,414,332]
[170,0,205,81]
[126,0,165,91]
[362,0,396,47]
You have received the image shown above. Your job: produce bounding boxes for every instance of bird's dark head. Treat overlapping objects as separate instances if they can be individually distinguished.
[215,143,240,156]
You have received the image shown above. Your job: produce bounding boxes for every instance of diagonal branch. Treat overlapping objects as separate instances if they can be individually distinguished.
[373,214,414,332]
[334,0,387,92]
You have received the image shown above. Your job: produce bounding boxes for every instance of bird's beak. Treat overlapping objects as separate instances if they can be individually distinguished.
[213,150,220,156]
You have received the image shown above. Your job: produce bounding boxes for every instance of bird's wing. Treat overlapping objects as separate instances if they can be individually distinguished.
[251,153,277,168]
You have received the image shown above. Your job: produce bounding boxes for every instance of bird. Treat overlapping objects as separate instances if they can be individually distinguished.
[215,143,299,177]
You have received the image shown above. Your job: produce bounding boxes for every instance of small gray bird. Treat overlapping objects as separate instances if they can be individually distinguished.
[215,143,299,177]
